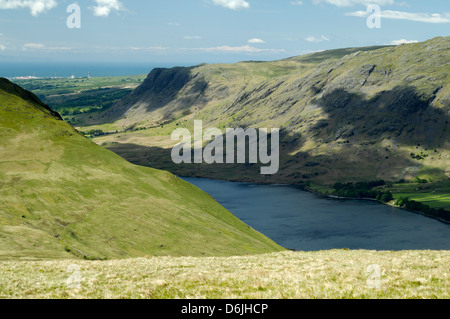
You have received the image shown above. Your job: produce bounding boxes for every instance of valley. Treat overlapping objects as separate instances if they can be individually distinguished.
[18,37,448,219]
[3,37,449,299]
[2,0,449,302]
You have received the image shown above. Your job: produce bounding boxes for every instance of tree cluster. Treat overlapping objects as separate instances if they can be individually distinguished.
[333,181,393,202]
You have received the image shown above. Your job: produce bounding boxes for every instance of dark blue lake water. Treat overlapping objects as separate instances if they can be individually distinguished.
[182,177,450,251]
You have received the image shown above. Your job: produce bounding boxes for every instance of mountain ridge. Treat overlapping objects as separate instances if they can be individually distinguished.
[88,37,449,185]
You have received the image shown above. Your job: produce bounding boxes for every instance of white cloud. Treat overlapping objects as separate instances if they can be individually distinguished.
[346,10,450,23]
[297,49,326,55]
[91,0,123,17]
[128,46,168,52]
[190,45,284,53]
[290,1,303,5]
[313,0,395,6]
[212,0,250,10]
[0,44,6,51]
[23,43,45,50]
[248,38,265,44]
[168,22,181,26]
[0,0,57,16]
[390,39,419,45]
[22,43,72,51]
[346,10,370,17]
[305,35,330,43]
[382,10,450,23]
[184,36,202,40]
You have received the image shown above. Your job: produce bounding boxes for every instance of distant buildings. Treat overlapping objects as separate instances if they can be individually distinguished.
[13,76,39,80]
[10,73,92,80]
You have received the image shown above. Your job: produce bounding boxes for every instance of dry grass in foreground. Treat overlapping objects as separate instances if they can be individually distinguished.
[0,250,448,299]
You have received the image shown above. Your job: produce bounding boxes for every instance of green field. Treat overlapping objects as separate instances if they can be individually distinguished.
[390,180,450,211]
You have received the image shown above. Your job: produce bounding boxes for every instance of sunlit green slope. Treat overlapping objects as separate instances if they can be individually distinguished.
[0,78,284,260]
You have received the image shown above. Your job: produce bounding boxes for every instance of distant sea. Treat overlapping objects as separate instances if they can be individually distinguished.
[0,62,190,78]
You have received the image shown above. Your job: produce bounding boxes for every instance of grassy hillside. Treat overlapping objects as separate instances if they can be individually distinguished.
[0,78,284,260]
[1,250,448,299]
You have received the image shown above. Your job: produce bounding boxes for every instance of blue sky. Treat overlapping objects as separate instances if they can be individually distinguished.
[0,0,448,64]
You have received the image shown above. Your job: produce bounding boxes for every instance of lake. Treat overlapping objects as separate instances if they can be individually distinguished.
[182,177,450,251]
